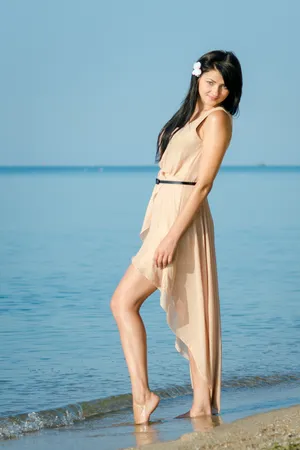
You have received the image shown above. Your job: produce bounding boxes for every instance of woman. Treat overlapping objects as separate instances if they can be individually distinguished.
[110,50,243,425]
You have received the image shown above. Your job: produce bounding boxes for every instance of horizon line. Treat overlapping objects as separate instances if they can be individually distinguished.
[0,164,300,168]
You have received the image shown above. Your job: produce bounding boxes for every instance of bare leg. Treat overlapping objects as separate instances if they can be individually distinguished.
[188,348,212,416]
[110,263,160,424]
[176,348,212,418]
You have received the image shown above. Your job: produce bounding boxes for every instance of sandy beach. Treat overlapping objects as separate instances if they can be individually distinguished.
[124,404,300,450]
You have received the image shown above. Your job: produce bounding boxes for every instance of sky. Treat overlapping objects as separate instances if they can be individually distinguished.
[0,0,299,166]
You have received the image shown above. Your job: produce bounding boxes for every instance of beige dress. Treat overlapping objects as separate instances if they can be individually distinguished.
[131,106,232,414]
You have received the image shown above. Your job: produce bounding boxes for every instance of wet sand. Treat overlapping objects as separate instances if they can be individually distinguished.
[124,404,300,450]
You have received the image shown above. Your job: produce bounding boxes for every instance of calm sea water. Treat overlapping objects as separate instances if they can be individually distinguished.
[0,166,300,444]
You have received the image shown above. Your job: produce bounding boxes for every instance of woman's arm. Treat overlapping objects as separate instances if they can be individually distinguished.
[169,110,232,241]
[153,110,232,269]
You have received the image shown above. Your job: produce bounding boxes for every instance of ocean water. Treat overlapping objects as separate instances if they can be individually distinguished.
[0,166,300,447]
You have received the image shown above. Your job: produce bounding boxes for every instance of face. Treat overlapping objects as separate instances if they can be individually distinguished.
[198,69,230,107]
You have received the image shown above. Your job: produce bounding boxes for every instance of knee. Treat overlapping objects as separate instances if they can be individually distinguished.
[110,293,128,321]
[110,295,119,319]
[110,291,138,321]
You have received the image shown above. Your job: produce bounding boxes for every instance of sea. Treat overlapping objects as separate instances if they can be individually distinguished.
[0,165,300,449]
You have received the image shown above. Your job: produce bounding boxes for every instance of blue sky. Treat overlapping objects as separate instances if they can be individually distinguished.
[0,0,299,166]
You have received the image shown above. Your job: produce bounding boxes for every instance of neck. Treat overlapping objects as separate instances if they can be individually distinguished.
[189,102,212,124]
[195,99,214,115]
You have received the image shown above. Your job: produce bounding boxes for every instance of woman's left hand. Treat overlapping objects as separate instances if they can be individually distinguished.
[153,234,178,269]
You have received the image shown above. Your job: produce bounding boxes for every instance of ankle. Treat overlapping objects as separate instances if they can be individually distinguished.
[191,404,212,416]
[132,389,151,405]
[192,387,211,410]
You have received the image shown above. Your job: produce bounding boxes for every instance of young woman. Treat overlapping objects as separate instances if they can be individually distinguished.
[110,50,243,424]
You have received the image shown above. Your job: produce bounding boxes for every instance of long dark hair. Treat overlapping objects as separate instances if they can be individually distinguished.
[155,50,243,163]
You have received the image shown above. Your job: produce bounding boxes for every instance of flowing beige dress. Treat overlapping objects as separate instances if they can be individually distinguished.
[131,106,232,414]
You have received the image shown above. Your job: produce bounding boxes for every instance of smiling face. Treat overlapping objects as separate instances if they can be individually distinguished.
[198,69,230,108]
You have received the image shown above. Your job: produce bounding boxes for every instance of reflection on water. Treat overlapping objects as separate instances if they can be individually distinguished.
[134,422,160,446]
[133,414,223,447]
[190,414,223,432]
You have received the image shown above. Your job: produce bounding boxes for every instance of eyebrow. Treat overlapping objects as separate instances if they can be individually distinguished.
[207,78,226,86]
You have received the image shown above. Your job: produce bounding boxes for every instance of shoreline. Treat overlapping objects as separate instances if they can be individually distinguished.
[124,404,300,450]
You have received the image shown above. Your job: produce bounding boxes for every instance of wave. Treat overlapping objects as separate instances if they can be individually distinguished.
[1,371,299,440]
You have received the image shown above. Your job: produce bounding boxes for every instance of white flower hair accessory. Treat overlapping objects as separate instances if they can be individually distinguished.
[192,61,202,77]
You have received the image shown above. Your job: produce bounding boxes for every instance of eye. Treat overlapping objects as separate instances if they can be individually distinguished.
[207,81,213,85]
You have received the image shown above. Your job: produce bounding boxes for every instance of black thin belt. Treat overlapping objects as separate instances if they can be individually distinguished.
[156,177,196,186]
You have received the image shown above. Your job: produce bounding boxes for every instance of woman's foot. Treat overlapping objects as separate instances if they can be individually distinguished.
[175,405,212,419]
[133,391,160,424]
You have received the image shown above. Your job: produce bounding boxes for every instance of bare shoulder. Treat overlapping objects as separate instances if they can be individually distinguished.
[206,109,232,130]
[199,109,232,141]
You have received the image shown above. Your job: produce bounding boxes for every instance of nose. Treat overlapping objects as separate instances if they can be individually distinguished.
[211,89,220,97]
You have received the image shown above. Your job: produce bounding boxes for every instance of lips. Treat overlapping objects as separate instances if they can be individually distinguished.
[208,95,218,100]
